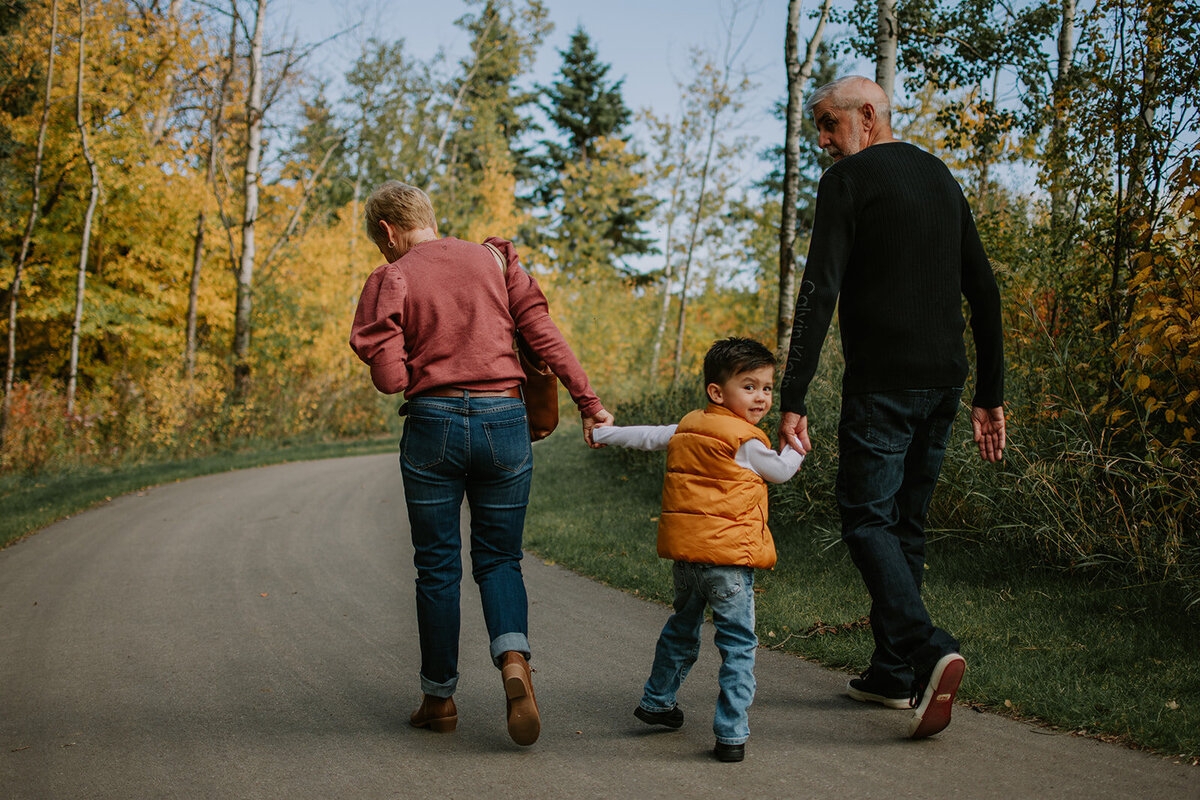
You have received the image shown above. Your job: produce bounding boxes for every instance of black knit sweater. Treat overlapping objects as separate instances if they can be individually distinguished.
[780,141,1004,416]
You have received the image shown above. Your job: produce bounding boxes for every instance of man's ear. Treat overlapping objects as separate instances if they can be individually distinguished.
[706,383,723,404]
[860,103,877,130]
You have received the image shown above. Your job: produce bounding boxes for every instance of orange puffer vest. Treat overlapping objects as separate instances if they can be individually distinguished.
[657,403,777,569]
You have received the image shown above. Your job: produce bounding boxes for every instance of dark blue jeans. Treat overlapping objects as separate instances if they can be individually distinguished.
[837,388,962,690]
[399,393,533,698]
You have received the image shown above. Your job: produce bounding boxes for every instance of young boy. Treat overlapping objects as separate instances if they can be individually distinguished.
[592,337,805,762]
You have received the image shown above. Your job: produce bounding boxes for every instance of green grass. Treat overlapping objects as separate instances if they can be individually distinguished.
[0,436,397,549]
[3,427,1195,759]
[526,426,1200,761]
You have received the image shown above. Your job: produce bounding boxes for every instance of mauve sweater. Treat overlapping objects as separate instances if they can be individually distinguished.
[349,236,603,418]
[780,141,1004,416]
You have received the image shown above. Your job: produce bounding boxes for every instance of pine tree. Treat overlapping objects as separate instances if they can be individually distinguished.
[536,26,655,279]
[436,0,550,239]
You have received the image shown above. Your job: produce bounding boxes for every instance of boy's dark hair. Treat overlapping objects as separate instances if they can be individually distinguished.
[703,337,776,386]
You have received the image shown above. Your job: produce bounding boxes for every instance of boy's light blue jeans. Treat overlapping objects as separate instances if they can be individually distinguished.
[639,561,757,745]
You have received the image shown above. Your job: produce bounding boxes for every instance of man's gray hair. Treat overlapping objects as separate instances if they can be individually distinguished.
[804,76,891,124]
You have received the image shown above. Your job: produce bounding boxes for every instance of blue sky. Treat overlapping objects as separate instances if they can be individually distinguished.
[280,0,845,184]
[284,0,802,110]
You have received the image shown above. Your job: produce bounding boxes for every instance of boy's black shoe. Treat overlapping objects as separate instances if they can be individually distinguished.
[713,742,745,762]
[634,704,684,729]
[847,669,913,709]
[909,653,966,739]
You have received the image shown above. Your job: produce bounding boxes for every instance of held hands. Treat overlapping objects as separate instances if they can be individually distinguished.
[583,408,615,449]
[971,405,1006,463]
[778,411,811,456]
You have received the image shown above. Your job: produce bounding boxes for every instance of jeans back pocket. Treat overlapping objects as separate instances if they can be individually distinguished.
[482,416,532,473]
[401,416,450,470]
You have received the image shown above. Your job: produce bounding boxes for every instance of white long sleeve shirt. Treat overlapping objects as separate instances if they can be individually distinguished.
[592,424,804,484]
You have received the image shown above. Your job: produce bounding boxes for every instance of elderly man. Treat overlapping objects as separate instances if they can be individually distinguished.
[778,76,1006,739]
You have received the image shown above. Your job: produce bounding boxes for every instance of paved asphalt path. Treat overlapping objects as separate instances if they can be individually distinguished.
[1,453,1195,799]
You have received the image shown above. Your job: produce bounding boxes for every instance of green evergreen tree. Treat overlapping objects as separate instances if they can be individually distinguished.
[536,26,655,278]
[437,0,550,239]
[288,91,352,228]
[343,37,440,196]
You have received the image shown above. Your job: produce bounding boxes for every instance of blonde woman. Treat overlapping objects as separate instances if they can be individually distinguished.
[350,181,612,746]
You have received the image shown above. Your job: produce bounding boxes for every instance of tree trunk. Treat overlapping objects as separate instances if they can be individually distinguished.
[1048,0,1076,233]
[672,113,719,387]
[148,0,184,146]
[649,155,685,382]
[68,0,102,416]
[232,0,266,401]
[186,6,236,380]
[777,0,831,358]
[2,0,58,443]
[261,135,344,274]
[1125,4,1162,228]
[874,0,898,103]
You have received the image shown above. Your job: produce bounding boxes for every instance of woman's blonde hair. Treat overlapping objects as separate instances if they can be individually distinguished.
[364,180,436,250]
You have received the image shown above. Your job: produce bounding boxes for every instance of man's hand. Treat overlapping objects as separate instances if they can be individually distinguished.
[970,406,1006,463]
[583,408,615,449]
[779,411,811,455]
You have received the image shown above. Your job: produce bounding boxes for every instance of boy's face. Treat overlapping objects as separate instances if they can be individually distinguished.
[707,365,775,425]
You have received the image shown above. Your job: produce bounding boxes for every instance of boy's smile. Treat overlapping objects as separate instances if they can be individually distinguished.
[708,365,775,425]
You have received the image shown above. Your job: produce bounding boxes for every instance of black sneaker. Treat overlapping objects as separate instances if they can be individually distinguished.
[847,670,913,709]
[909,653,966,739]
[713,741,745,762]
[634,704,684,729]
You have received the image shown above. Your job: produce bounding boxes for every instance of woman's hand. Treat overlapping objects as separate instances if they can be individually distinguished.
[583,409,615,448]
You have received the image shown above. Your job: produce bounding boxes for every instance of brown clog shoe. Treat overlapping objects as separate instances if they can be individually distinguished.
[410,694,458,733]
[499,651,540,745]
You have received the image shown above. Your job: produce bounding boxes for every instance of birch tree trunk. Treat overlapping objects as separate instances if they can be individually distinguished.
[649,154,685,382]
[671,111,719,387]
[874,0,898,103]
[1048,0,1076,233]
[67,0,102,416]
[2,0,58,443]
[777,0,831,358]
[232,0,266,401]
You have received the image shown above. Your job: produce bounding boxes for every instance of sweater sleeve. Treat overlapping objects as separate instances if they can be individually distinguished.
[780,170,855,416]
[736,439,805,483]
[349,265,409,395]
[591,424,677,451]
[486,237,604,417]
[959,195,1004,408]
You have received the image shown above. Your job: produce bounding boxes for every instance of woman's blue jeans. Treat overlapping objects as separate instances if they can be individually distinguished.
[836,388,962,690]
[399,393,533,698]
[640,562,757,745]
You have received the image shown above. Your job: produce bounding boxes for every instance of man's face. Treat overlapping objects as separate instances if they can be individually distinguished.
[812,101,865,161]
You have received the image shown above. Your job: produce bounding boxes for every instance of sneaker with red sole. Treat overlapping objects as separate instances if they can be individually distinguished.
[908,653,966,739]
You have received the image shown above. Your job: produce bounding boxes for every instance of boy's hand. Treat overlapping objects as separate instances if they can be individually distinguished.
[784,432,806,456]
[583,408,615,448]
[779,412,811,455]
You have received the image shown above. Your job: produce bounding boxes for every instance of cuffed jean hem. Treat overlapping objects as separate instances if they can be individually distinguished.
[490,632,531,667]
[638,701,678,713]
[716,735,749,746]
[420,671,458,698]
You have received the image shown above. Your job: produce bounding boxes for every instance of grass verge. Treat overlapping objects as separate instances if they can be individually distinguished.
[0,436,396,550]
[525,426,1200,763]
